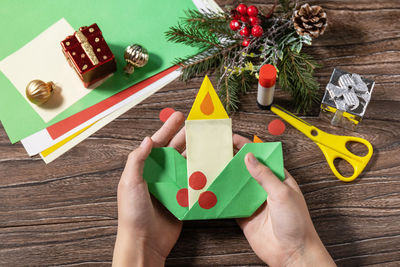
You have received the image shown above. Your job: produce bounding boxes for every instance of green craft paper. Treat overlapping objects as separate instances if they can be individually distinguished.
[144,142,285,220]
[0,0,200,143]
[143,147,188,220]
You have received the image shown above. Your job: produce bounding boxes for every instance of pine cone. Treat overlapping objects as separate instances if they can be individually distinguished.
[293,3,327,38]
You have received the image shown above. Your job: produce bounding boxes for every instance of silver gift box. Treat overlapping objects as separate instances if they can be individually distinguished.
[320,68,374,130]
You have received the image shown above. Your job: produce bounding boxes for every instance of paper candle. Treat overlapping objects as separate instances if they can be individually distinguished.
[185,76,233,208]
[143,76,286,220]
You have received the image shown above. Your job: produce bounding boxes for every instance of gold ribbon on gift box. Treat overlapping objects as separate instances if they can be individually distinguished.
[75,29,99,66]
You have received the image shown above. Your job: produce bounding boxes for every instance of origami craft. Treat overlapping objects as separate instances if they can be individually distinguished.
[143,76,285,220]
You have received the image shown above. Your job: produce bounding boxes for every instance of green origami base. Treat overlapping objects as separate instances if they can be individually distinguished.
[143,142,285,220]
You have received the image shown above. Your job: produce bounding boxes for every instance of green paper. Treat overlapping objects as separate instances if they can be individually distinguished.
[143,147,188,219]
[0,0,200,143]
[143,142,285,220]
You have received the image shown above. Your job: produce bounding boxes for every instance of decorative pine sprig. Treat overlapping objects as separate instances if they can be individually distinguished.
[174,48,223,81]
[183,9,233,38]
[218,70,254,113]
[165,23,222,49]
[165,1,321,114]
[278,48,320,113]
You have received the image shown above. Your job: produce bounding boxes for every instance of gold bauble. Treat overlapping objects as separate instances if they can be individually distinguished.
[25,80,55,105]
[123,44,149,74]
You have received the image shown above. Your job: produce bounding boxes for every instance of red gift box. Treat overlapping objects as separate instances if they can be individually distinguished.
[61,23,117,88]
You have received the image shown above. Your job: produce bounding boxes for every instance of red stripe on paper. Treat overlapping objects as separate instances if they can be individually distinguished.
[47,65,180,139]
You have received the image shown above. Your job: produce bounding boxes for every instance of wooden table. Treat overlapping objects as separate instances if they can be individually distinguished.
[1,1,399,266]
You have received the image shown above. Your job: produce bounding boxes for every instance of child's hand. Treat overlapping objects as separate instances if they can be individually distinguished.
[113,112,186,267]
[233,134,336,267]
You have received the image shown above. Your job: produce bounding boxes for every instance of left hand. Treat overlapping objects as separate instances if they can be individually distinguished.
[112,112,186,267]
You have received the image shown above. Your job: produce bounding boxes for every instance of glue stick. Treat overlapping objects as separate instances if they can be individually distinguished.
[257,64,277,109]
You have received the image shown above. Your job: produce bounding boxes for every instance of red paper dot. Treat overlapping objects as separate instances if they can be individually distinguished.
[198,191,217,209]
[176,188,188,207]
[159,107,175,122]
[189,171,207,190]
[268,119,286,136]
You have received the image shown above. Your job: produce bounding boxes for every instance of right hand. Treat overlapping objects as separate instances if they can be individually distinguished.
[233,134,336,267]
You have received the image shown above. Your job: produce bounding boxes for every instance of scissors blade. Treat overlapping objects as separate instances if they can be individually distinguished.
[270,105,315,138]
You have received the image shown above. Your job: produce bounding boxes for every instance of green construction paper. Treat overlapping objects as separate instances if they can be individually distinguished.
[0,0,200,143]
[143,142,285,220]
[143,147,188,219]
[184,142,284,220]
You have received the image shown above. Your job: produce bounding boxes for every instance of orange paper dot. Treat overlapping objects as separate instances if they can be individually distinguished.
[200,92,214,115]
[198,191,217,209]
[189,171,207,190]
[176,188,188,207]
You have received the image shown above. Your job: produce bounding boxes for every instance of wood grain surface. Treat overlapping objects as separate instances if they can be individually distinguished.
[1,0,399,266]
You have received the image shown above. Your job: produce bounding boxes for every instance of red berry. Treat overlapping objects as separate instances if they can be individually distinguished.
[230,9,240,20]
[251,25,263,37]
[240,15,249,23]
[249,16,261,26]
[242,38,250,47]
[229,20,241,31]
[247,5,259,16]
[240,26,250,37]
[236,3,247,15]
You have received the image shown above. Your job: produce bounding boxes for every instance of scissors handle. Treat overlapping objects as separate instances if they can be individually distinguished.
[317,135,373,182]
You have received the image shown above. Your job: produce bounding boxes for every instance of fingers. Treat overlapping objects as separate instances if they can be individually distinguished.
[121,137,153,185]
[167,127,186,153]
[245,152,286,196]
[233,134,251,150]
[152,111,185,147]
[283,169,302,194]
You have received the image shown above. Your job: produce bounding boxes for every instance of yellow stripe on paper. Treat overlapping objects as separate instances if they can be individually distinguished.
[40,122,96,157]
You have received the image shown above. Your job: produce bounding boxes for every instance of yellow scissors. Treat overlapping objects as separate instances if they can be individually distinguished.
[270,105,373,182]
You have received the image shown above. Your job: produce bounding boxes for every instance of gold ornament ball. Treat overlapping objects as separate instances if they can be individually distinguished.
[25,80,55,105]
[123,44,149,74]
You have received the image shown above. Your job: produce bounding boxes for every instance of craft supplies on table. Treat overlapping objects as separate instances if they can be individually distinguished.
[320,68,374,130]
[257,64,277,109]
[0,0,219,163]
[271,105,373,182]
[61,23,117,88]
[0,0,202,144]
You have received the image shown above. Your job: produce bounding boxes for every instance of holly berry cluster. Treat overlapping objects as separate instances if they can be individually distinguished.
[229,3,264,47]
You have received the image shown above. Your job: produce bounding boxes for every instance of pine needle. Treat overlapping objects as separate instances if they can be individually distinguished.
[165,23,222,49]
[278,48,320,113]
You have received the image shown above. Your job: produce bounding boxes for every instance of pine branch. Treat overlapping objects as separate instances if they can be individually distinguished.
[165,24,222,49]
[218,74,239,114]
[175,48,223,81]
[175,43,241,82]
[184,9,233,37]
[218,71,254,113]
[165,4,320,114]
[278,48,320,113]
